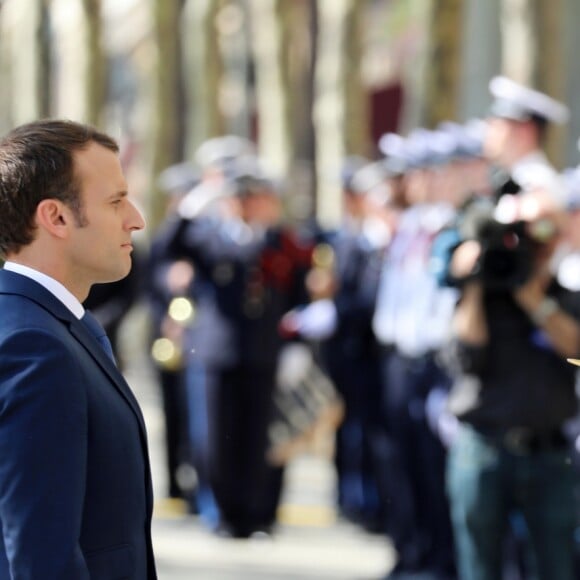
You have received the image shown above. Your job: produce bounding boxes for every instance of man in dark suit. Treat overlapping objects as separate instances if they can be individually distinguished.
[0,120,157,579]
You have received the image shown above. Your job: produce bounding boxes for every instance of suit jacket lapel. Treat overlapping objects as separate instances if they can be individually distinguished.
[69,319,148,435]
[0,270,148,438]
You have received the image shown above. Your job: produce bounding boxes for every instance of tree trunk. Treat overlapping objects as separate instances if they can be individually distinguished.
[313,0,366,228]
[422,0,464,127]
[218,0,252,138]
[249,0,320,217]
[499,0,535,84]
[563,0,580,166]
[81,0,106,127]
[286,0,318,211]
[343,0,368,157]
[531,0,566,166]
[0,0,50,126]
[247,0,292,177]
[182,0,224,160]
[149,0,183,229]
[459,0,502,121]
[500,0,566,166]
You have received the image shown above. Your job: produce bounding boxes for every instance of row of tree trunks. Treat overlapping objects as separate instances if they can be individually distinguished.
[0,0,574,227]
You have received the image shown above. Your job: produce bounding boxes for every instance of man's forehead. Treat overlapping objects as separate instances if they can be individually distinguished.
[72,142,127,192]
[73,142,122,174]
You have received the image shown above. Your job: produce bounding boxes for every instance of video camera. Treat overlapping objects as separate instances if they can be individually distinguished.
[470,219,533,290]
[454,198,534,290]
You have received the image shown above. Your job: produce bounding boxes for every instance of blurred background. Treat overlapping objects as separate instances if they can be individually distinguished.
[1,0,579,230]
[2,1,580,579]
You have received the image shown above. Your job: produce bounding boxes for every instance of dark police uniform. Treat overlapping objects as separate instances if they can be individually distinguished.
[145,163,200,503]
[316,159,392,531]
[373,130,460,579]
[166,196,316,537]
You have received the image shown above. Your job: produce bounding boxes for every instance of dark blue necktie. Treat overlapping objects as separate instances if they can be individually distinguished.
[81,311,116,363]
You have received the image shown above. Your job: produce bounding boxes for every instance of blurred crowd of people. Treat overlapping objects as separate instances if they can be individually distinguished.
[88,75,580,580]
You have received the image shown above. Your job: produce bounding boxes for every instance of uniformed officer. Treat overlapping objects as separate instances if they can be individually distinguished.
[145,162,200,506]
[166,158,317,538]
[293,156,395,531]
[373,129,459,579]
[173,137,256,528]
[484,76,569,203]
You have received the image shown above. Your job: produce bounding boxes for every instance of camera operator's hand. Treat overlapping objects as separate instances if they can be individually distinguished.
[448,241,488,345]
[452,281,488,346]
[512,265,551,316]
[514,266,580,358]
[510,187,580,356]
[449,240,481,280]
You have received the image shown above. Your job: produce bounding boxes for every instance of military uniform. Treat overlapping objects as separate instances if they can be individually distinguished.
[314,159,392,531]
[373,130,460,579]
[166,187,316,537]
[486,75,569,203]
[145,162,200,503]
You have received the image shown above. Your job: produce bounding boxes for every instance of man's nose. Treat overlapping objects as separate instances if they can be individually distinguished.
[127,199,146,231]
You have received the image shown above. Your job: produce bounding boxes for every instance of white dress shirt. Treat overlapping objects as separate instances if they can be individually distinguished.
[3,262,85,319]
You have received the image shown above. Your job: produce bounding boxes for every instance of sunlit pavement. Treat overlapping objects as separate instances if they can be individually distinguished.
[123,314,395,580]
[148,454,393,580]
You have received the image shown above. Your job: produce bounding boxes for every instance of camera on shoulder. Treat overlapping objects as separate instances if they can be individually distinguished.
[453,197,534,290]
[469,218,533,290]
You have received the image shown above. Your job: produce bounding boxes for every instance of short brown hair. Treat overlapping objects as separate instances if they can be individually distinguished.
[0,119,119,257]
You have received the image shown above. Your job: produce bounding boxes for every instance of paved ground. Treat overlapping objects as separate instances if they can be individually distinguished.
[122,310,395,580]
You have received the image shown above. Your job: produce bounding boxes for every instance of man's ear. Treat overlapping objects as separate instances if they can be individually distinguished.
[36,199,70,238]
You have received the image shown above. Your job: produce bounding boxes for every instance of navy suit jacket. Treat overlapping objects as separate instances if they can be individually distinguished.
[0,270,157,579]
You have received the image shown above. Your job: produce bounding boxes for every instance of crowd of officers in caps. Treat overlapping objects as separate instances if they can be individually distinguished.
[99,75,580,580]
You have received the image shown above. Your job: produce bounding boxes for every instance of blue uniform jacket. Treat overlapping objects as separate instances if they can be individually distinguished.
[0,270,156,579]
[167,217,315,371]
[318,229,384,382]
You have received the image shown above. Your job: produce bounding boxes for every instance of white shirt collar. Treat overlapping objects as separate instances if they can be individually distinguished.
[3,262,85,319]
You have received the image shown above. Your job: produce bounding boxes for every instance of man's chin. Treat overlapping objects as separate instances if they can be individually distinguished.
[100,263,133,284]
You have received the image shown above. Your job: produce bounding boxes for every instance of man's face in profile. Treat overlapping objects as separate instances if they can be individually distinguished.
[66,142,145,287]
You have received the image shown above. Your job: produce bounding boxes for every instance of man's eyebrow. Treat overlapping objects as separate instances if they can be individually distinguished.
[108,190,129,200]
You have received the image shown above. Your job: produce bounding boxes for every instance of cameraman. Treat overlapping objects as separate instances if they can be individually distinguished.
[445,189,580,580]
